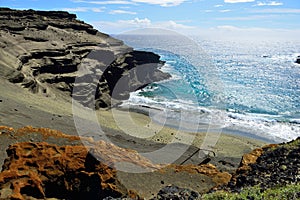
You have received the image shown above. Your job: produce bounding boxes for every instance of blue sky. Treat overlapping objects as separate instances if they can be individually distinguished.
[1,0,300,38]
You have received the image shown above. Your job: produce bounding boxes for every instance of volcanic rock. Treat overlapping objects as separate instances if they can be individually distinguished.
[151,185,200,200]
[0,8,170,108]
[0,141,155,200]
[0,126,233,199]
[296,56,300,64]
[228,137,300,191]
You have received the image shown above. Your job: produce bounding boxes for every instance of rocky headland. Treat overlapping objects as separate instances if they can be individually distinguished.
[0,8,170,108]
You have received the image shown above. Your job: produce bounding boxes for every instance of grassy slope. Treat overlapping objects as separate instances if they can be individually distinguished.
[202,184,300,200]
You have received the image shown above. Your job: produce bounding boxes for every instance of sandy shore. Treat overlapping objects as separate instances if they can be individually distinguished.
[0,77,267,166]
[97,108,266,157]
[0,78,270,198]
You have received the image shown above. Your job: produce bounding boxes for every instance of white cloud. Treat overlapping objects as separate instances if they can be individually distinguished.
[62,7,89,12]
[92,19,300,41]
[92,18,195,34]
[109,9,137,14]
[224,0,255,3]
[92,8,105,12]
[131,0,187,7]
[255,1,283,6]
[72,0,187,6]
[92,18,151,33]
[156,20,195,29]
[220,9,231,12]
[121,17,152,27]
[71,0,136,5]
[217,14,278,21]
[206,25,300,41]
[62,7,104,12]
[253,8,300,13]
[215,25,242,31]
[214,4,223,7]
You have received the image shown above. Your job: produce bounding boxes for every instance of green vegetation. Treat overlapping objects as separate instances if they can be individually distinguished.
[202,184,300,200]
[283,138,300,149]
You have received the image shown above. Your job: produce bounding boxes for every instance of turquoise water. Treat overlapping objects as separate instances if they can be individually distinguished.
[115,33,300,142]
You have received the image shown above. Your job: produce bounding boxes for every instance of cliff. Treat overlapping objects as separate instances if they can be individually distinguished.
[0,8,170,108]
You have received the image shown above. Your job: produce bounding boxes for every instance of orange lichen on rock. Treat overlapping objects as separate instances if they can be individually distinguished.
[228,144,280,189]
[227,138,299,191]
[237,148,264,172]
[0,126,235,199]
[0,142,138,200]
[0,126,162,171]
[237,144,278,173]
[91,140,160,171]
[0,126,15,134]
[16,126,83,141]
[164,164,232,187]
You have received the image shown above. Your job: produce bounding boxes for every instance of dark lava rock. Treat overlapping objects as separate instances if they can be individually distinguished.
[228,137,300,191]
[151,185,200,200]
[6,70,25,83]
[296,56,300,64]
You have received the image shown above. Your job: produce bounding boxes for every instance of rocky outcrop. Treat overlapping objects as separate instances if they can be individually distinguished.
[0,142,143,200]
[0,126,232,199]
[163,164,232,188]
[228,137,300,191]
[0,8,170,108]
[151,185,200,200]
[296,56,300,64]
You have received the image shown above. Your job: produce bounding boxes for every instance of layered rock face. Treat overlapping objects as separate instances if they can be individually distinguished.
[0,8,170,108]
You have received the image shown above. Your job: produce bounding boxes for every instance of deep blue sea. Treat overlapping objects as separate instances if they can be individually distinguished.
[115,30,300,143]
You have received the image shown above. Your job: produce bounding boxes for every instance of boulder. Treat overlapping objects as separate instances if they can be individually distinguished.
[151,185,200,200]
[296,56,300,64]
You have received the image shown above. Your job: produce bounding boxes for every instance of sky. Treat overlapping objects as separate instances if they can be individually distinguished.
[1,0,300,39]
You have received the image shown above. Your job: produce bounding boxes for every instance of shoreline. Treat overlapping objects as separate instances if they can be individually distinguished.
[116,105,279,144]
[1,77,267,167]
[96,107,267,159]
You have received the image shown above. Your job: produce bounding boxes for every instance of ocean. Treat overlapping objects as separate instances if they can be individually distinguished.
[115,29,300,143]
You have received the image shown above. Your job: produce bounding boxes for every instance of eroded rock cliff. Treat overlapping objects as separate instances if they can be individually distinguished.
[0,8,170,108]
